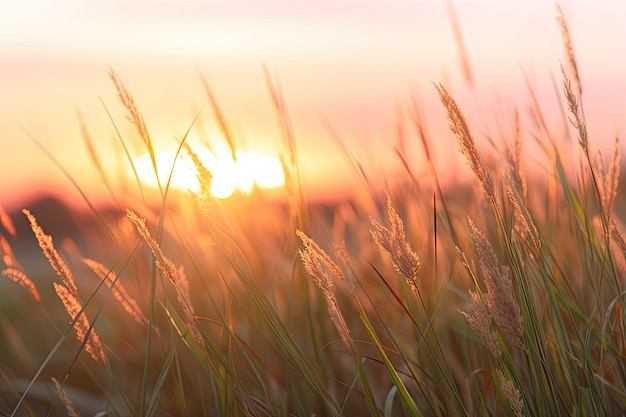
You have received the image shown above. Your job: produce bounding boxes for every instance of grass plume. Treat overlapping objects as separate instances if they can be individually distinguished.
[1,268,41,303]
[23,209,78,295]
[467,217,523,345]
[53,282,106,365]
[370,194,421,288]
[434,82,495,202]
[125,208,178,288]
[50,377,81,417]
[0,203,16,236]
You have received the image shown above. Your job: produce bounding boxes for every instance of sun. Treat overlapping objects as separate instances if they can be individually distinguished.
[131,149,285,199]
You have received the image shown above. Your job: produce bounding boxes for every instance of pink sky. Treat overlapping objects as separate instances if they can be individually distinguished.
[1,0,626,208]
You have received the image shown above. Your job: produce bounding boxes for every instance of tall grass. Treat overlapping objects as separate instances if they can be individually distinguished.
[1,10,626,417]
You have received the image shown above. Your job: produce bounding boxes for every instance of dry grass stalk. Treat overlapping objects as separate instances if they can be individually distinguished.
[1,235,21,268]
[595,137,621,217]
[51,377,81,417]
[611,219,626,265]
[468,218,524,344]
[459,291,501,359]
[125,209,178,287]
[198,74,237,163]
[176,264,193,308]
[561,65,589,154]
[505,109,528,202]
[332,240,351,273]
[296,230,344,282]
[109,69,151,147]
[370,195,421,288]
[77,110,119,207]
[297,237,337,301]
[298,241,334,302]
[176,265,203,346]
[504,174,541,250]
[82,258,148,328]
[445,0,474,89]
[183,142,213,197]
[434,83,495,201]
[264,66,297,169]
[183,143,219,218]
[77,110,105,176]
[556,4,581,96]
[297,230,351,347]
[1,268,41,303]
[0,204,16,237]
[53,282,106,365]
[23,209,78,296]
[497,369,524,417]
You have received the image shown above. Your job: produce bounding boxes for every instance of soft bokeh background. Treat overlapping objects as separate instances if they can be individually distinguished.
[1,0,625,209]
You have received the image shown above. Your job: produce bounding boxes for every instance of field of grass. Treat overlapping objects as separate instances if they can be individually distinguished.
[1,11,626,417]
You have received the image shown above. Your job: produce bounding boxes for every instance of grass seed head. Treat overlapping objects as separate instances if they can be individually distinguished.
[23,209,78,296]
[434,82,495,202]
[51,377,81,417]
[468,217,524,344]
[82,258,148,328]
[296,229,344,282]
[125,209,179,287]
[0,204,16,237]
[1,235,21,268]
[497,369,524,417]
[370,194,421,288]
[595,137,621,216]
[53,282,106,365]
[1,268,41,303]
[504,174,541,250]
[459,291,501,359]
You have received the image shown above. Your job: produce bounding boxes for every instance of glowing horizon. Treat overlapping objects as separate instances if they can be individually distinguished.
[132,148,286,199]
[2,1,626,209]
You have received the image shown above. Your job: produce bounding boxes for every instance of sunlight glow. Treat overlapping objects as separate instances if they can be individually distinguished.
[132,149,285,199]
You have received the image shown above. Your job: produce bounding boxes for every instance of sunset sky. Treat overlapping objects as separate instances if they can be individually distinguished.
[1,0,626,208]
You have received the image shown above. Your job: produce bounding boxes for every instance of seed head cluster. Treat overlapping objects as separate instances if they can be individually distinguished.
[465,218,524,346]
[370,195,421,288]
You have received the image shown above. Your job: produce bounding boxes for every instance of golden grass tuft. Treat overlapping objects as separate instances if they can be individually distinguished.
[82,257,148,328]
[595,136,621,217]
[53,282,106,365]
[125,209,178,287]
[1,267,41,303]
[497,369,524,417]
[434,82,495,202]
[504,109,527,202]
[370,194,421,288]
[183,142,213,197]
[556,4,581,96]
[109,68,150,147]
[50,377,81,417]
[468,217,523,345]
[23,209,78,296]
[297,231,338,302]
[459,291,501,359]
[175,265,203,347]
[297,229,351,347]
[0,203,16,237]
[561,65,589,154]
[296,229,344,284]
[504,174,541,250]
[1,234,21,268]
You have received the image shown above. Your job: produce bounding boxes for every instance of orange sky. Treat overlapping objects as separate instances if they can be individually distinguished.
[1,1,626,209]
